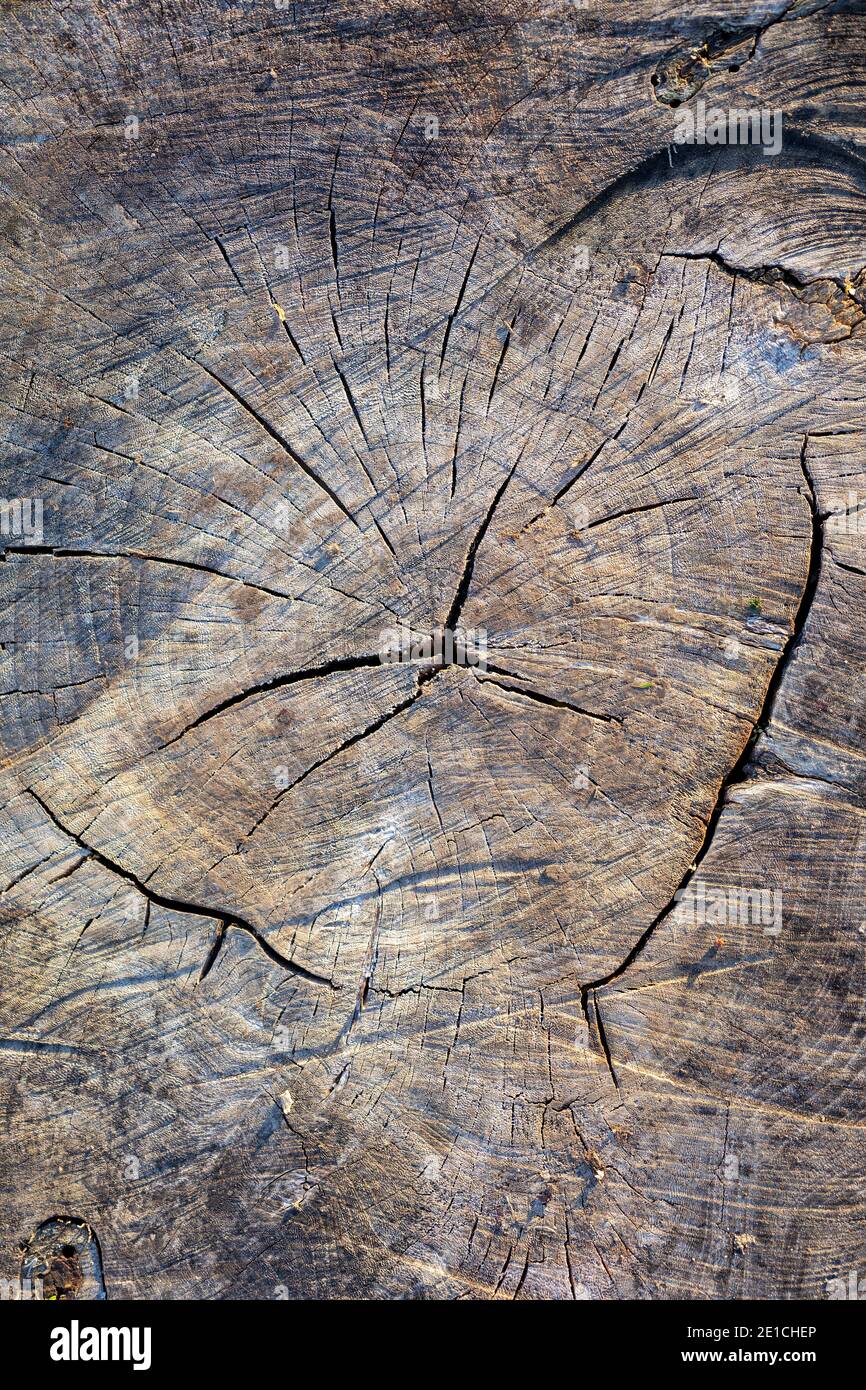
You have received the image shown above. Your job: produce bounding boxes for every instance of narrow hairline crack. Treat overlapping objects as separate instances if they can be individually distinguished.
[193,356,394,556]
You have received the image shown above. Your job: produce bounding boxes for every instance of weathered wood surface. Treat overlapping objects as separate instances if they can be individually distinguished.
[1,0,865,1300]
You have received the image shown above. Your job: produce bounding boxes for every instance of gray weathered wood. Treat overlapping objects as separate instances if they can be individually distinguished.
[1,0,865,1299]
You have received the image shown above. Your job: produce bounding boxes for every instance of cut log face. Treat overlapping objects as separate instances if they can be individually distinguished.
[1,0,865,1300]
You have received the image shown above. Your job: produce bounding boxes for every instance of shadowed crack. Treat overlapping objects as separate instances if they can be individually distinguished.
[210,670,435,860]
[442,459,520,633]
[531,126,866,278]
[158,651,385,752]
[579,434,823,1044]
[663,246,866,300]
[662,249,866,343]
[25,787,339,989]
[585,495,701,531]
[0,544,295,600]
[440,235,482,373]
[589,991,619,1089]
[473,665,621,725]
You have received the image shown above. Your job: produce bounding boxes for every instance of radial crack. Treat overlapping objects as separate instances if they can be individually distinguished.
[0,545,294,600]
[225,673,433,852]
[442,460,520,632]
[193,358,374,542]
[25,788,339,988]
[473,666,620,725]
[580,434,822,1004]
[157,652,385,752]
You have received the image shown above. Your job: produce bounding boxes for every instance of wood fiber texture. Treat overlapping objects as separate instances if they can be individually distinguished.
[0,0,865,1300]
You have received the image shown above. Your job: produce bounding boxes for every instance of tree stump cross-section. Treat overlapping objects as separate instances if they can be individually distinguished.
[0,0,865,1300]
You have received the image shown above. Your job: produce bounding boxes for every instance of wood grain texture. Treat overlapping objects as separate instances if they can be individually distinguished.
[1,0,865,1300]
